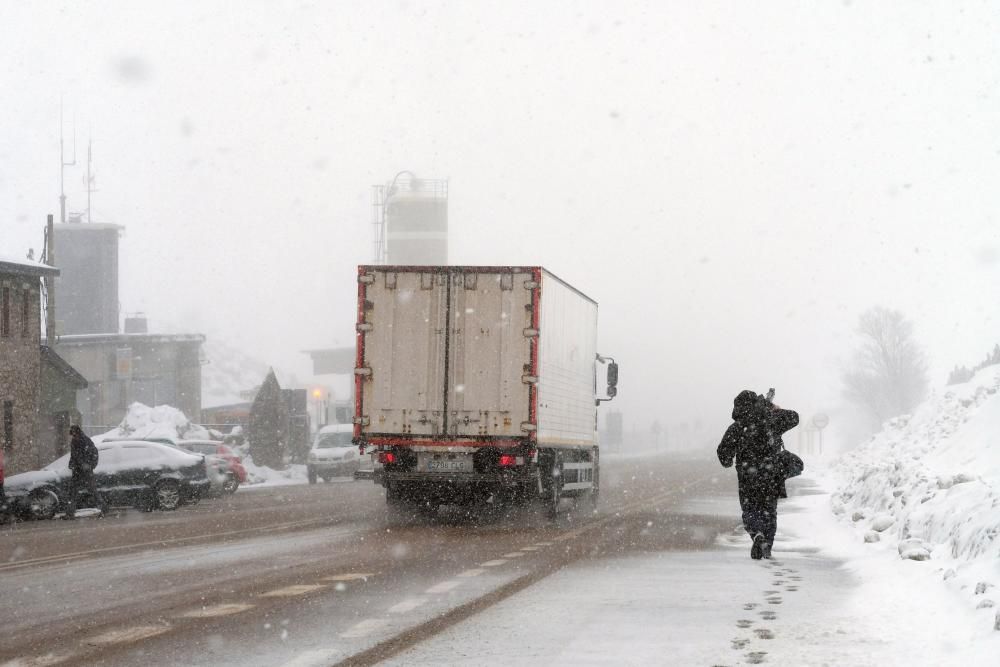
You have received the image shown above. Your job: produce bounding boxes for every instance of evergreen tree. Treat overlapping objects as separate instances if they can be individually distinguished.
[248,368,288,469]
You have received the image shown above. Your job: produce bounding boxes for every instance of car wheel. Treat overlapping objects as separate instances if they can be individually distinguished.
[307,467,317,484]
[27,488,60,521]
[222,475,240,494]
[155,480,181,511]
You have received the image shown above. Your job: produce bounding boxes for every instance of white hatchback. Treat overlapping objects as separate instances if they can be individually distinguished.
[306,425,359,483]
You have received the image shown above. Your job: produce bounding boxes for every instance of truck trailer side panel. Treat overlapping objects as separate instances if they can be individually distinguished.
[536,270,599,449]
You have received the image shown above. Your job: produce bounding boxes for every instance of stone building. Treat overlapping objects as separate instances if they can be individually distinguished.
[0,256,58,474]
[35,345,88,464]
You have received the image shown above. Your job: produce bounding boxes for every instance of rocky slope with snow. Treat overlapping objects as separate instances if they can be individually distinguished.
[831,363,1000,628]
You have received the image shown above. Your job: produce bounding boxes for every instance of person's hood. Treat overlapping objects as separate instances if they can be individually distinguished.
[732,390,760,420]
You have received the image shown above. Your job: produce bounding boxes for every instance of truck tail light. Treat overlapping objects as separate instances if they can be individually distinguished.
[378,452,396,465]
[498,454,517,467]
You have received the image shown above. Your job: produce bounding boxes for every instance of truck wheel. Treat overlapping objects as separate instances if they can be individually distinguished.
[589,452,600,511]
[386,484,403,506]
[546,464,562,519]
[307,467,317,485]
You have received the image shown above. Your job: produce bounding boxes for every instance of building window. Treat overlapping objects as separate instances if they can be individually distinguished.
[2,400,12,452]
[1,287,9,337]
[22,289,31,338]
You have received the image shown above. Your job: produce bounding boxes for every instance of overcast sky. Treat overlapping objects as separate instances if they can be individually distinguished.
[2,1,998,445]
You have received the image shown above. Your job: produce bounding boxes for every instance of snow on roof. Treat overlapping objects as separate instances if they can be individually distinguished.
[0,253,59,277]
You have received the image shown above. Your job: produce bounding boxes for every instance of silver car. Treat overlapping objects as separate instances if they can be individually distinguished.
[307,426,360,483]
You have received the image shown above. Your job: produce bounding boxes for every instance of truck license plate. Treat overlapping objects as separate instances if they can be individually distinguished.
[423,455,472,473]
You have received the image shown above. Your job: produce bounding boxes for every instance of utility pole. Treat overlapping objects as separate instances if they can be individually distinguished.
[45,214,56,340]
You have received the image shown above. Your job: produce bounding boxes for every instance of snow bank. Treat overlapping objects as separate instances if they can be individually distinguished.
[93,402,212,443]
[831,363,1000,628]
[93,403,309,488]
[240,456,308,487]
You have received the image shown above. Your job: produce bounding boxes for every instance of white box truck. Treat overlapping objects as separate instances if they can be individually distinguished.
[353,265,617,516]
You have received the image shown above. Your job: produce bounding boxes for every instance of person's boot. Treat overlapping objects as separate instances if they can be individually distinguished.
[751,533,766,560]
[762,541,773,559]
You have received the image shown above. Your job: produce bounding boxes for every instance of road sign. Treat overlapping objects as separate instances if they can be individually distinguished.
[812,413,830,430]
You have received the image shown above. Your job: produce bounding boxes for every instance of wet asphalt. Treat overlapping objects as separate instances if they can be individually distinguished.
[0,453,734,666]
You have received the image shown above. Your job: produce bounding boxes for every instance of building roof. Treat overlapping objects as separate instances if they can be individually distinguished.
[40,345,89,389]
[52,332,206,346]
[53,222,123,232]
[0,253,59,278]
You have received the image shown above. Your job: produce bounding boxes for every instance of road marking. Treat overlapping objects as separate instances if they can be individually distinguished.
[501,552,525,558]
[457,568,485,577]
[179,603,255,618]
[277,649,341,667]
[0,515,348,573]
[479,559,508,567]
[323,573,374,582]
[425,580,462,594]
[388,598,425,614]
[341,618,388,638]
[260,584,327,597]
[1,653,75,666]
[85,625,170,646]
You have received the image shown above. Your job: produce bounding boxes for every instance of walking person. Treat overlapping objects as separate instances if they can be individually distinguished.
[717,390,799,559]
[63,425,106,519]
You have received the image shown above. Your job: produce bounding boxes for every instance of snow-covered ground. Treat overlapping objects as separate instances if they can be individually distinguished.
[389,475,999,666]
[830,363,1000,633]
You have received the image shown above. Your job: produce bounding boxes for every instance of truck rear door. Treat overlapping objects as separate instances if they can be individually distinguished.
[446,270,533,438]
[362,270,448,436]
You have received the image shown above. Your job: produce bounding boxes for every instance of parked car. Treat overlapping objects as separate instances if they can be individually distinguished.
[105,437,230,497]
[307,424,360,483]
[3,440,211,520]
[178,440,247,494]
[0,449,10,524]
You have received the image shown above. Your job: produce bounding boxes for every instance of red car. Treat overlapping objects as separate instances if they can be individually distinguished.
[178,440,247,493]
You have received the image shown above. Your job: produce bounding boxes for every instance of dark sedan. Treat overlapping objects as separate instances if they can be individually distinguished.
[3,440,211,520]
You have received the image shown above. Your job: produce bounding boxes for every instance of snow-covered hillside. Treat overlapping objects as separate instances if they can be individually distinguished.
[200,339,275,408]
[831,363,1000,627]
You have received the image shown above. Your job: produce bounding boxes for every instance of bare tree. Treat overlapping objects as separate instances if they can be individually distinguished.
[842,306,929,431]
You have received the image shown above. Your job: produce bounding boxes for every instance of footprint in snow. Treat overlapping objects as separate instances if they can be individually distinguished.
[745,651,768,664]
[786,586,799,592]
[754,628,775,640]
[764,590,780,595]
[736,619,754,628]
[759,610,777,620]
[743,602,758,611]
[731,638,750,650]
[767,597,783,605]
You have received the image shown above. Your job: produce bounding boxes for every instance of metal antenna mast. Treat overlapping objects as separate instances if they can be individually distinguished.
[86,138,96,223]
[59,101,77,225]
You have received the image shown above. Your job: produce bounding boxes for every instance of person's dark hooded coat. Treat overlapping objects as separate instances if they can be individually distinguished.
[717,391,799,499]
[69,430,99,472]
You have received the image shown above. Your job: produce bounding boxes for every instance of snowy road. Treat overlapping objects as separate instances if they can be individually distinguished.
[0,455,731,666]
[3,455,990,666]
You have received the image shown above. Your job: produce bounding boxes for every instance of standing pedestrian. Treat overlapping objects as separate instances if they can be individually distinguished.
[63,425,106,519]
[716,390,799,559]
